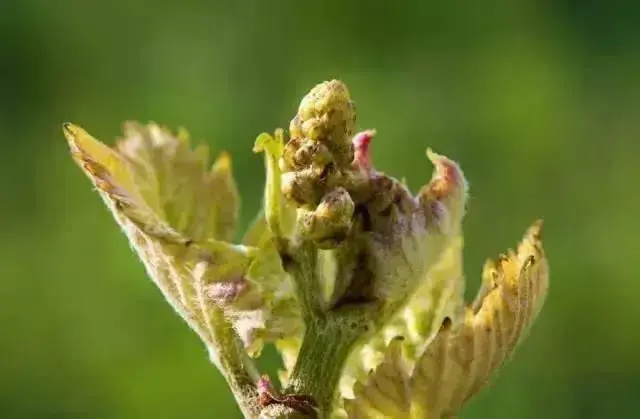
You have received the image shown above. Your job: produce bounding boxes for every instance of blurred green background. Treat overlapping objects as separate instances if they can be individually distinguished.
[1,0,639,418]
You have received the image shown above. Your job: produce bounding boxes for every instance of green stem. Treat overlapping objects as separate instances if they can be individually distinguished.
[270,242,377,418]
[285,242,325,320]
[285,316,364,417]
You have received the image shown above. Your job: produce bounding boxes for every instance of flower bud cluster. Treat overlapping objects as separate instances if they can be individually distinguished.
[280,80,419,249]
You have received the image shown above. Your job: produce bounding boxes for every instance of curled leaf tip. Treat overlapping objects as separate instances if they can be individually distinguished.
[62,121,76,137]
[528,218,544,239]
[425,148,467,199]
[253,133,272,153]
[62,122,81,155]
[62,122,86,151]
[253,131,284,155]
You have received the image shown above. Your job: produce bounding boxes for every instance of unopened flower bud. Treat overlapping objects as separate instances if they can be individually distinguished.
[280,137,304,172]
[281,138,334,173]
[297,187,355,248]
[289,80,356,169]
[281,170,324,206]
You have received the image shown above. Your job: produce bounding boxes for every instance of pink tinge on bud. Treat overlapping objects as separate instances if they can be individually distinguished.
[206,277,248,305]
[352,129,376,172]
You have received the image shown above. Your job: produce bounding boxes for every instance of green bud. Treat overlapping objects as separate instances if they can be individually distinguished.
[289,80,356,169]
[297,187,355,248]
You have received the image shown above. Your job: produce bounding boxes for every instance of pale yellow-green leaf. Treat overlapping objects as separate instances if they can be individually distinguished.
[114,121,240,242]
[275,335,304,387]
[238,238,302,357]
[337,151,469,408]
[253,129,296,239]
[63,122,300,359]
[404,234,465,353]
[243,209,271,247]
[337,222,547,419]
[64,122,245,344]
[254,130,285,237]
[336,235,463,415]
[344,337,412,419]
[410,221,548,418]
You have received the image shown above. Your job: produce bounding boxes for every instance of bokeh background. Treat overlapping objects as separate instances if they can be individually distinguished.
[1,0,639,418]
